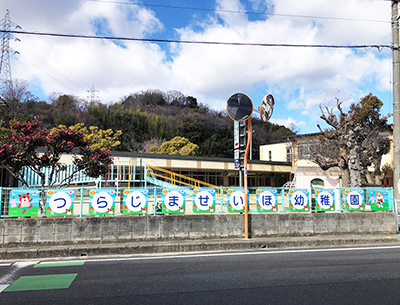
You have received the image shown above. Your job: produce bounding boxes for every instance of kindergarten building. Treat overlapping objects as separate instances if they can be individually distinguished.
[4,125,394,189]
[20,150,293,189]
[259,127,394,189]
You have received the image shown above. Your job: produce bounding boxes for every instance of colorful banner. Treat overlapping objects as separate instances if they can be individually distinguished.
[256,189,278,212]
[193,189,216,213]
[9,189,40,217]
[315,189,335,212]
[288,189,310,212]
[227,189,247,213]
[162,189,186,214]
[345,189,365,211]
[369,189,390,211]
[46,189,74,216]
[89,189,116,216]
[122,189,149,215]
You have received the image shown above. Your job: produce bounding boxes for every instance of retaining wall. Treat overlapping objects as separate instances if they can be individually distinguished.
[0,212,396,246]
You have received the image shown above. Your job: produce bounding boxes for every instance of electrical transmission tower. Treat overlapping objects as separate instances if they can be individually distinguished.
[87,84,99,102]
[0,10,20,100]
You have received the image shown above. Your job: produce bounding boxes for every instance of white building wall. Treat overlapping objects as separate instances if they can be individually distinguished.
[260,143,290,162]
[295,173,340,189]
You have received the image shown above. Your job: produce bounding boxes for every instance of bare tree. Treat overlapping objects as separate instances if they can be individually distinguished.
[311,95,390,187]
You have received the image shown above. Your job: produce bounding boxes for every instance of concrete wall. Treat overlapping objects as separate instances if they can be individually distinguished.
[0,212,396,246]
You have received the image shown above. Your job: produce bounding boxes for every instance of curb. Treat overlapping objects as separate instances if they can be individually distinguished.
[1,235,399,260]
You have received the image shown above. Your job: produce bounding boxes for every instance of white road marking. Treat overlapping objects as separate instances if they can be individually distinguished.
[35,261,86,266]
[0,261,38,291]
[0,264,11,267]
[39,245,400,264]
[13,262,39,268]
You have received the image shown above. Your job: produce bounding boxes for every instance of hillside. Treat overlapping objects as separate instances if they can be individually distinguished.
[1,86,295,159]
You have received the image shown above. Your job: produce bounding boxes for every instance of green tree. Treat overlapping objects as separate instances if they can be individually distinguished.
[351,94,391,185]
[53,123,122,150]
[150,136,199,156]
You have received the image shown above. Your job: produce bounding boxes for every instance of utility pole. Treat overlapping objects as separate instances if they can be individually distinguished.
[392,0,400,201]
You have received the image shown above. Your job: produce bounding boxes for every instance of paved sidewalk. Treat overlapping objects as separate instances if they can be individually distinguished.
[1,233,400,260]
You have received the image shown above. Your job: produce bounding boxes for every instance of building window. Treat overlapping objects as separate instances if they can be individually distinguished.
[269,151,272,161]
[311,178,324,188]
[297,143,311,160]
[286,148,292,163]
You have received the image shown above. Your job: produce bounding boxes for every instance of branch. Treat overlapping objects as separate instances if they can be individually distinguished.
[319,104,340,130]
[3,166,29,187]
[57,166,82,188]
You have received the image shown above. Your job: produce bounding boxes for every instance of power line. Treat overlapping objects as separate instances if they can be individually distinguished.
[12,61,67,94]
[10,12,94,90]
[17,53,82,95]
[6,10,115,102]
[16,40,87,92]
[22,36,92,89]
[85,0,390,24]
[1,30,392,50]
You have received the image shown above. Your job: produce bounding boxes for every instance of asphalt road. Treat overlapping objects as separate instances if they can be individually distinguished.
[1,246,400,304]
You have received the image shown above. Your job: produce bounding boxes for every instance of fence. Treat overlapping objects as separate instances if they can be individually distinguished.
[21,160,147,188]
[0,186,394,218]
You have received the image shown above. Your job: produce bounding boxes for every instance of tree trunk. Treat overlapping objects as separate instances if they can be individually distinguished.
[347,130,362,187]
[364,169,374,184]
[349,153,362,187]
[373,158,383,186]
[341,168,350,187]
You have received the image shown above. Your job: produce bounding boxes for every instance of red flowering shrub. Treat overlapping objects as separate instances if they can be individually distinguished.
[0,119,113,187]
[74,148,112,178]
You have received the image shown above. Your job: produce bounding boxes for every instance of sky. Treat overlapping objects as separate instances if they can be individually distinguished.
[0,0,394,134]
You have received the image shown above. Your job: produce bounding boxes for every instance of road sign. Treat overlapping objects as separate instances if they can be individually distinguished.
[226,92,253,239]
[226,93,253,122]
[260,94,274,122]
[234,121,239,149]
[234,149,240,169]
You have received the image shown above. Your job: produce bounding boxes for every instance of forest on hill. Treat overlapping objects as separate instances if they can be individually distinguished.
[1,82,295,159]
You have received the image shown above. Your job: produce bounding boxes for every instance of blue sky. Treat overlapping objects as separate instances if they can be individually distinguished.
[1,0,394,134]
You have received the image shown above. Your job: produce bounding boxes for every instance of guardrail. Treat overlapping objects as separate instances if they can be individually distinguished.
[0,186,393,218]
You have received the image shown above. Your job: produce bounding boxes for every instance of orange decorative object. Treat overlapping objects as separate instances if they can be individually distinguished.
[227,189,233,195]
[47,190,54,196]
[193,189,199,195]
[162,189,169,195]
[256,189,261,195]
[289,189,294,195]
[90,190,96,196]
[124,189,130,195]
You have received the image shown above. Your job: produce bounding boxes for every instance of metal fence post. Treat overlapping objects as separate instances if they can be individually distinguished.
[389,187,395,212]
[80,187,84,217]
[0,187,2,218]
[220,186,223,214]
[153,186,157,215]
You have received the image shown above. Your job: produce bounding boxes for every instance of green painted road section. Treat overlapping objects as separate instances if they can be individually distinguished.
[4,274,78,292]
[34,261,85,268]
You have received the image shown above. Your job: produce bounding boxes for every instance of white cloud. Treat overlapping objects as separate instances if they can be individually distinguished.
[270,117,306,129]
[1,0,393,133]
